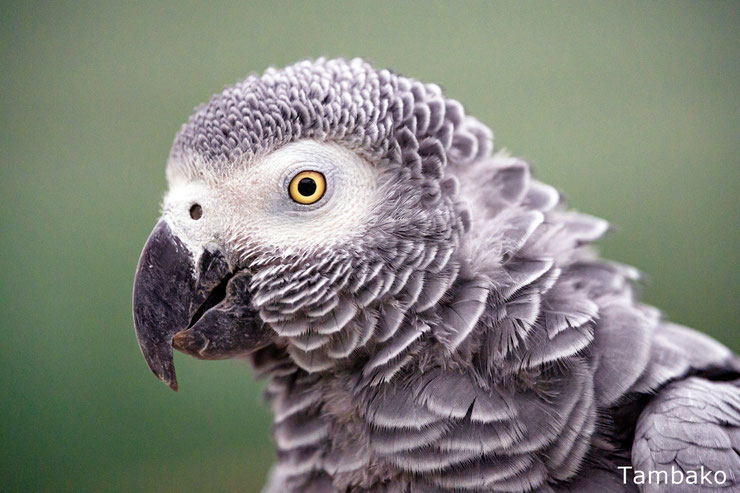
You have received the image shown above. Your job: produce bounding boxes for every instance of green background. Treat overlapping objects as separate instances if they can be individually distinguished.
[1,1,738,491]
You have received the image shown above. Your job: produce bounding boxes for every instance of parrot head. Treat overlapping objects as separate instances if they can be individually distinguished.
[133,58,491,390]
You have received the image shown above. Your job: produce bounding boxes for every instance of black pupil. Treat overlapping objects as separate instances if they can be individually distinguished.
[297,177,317,197]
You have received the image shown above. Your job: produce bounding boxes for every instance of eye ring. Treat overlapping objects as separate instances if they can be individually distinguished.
[189,203,203,220]
[289,170,326,205]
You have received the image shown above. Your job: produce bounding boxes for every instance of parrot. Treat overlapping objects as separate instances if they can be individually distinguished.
[132,58,740,492]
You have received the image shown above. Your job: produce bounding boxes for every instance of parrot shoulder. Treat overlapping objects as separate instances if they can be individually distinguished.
[632,377,740,492]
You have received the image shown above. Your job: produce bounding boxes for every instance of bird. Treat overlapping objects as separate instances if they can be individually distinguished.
[132,58,740,492]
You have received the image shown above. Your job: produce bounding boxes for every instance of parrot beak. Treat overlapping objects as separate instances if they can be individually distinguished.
[133,219,269,391]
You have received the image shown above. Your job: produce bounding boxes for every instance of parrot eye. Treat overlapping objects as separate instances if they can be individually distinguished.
[288,170,326,205]
[189,203,203,220]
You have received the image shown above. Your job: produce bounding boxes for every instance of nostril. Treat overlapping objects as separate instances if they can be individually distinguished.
[189,203,203,220]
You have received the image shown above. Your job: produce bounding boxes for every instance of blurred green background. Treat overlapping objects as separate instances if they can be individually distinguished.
[1,1,738,491]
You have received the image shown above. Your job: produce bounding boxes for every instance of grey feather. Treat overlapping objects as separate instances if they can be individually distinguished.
[157,58,739,492]
[632,378,740,492]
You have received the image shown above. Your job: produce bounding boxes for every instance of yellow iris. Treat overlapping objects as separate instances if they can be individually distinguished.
[289,170,326,204]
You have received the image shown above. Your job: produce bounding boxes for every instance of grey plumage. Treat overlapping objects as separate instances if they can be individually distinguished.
[133,58,740,492]
[632,377,740,493]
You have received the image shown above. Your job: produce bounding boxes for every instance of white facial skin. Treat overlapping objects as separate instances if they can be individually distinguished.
[161,141,381,262]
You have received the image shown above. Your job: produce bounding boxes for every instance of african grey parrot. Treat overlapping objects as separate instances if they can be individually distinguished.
[132,58,740,492]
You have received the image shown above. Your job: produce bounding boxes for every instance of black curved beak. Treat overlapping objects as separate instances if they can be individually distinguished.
[133,220,269,391]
